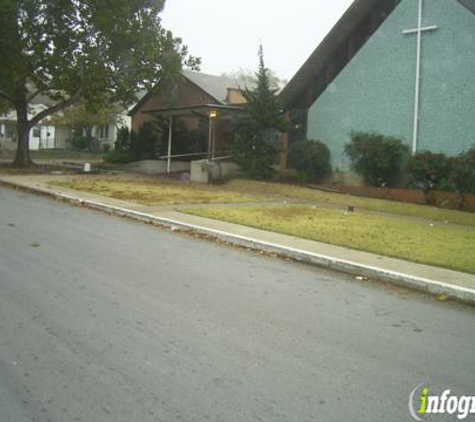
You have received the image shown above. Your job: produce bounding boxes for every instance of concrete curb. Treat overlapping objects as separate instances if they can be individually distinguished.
[2,178,475,306]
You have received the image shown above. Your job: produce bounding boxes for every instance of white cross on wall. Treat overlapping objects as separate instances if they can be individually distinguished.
[402,0,438,154]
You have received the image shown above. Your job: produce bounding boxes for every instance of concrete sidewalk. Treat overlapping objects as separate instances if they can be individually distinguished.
[2,173,475,305]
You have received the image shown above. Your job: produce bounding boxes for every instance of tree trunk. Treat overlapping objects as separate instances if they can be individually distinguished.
[13,99,33,167]
[85,126,93,151]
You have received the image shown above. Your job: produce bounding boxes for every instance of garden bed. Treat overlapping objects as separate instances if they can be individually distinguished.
[315,184,475,212]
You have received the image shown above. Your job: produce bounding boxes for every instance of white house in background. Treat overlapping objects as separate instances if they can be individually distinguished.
[89,112,132,150]
[0,94,139,151]
[0,103,71,150]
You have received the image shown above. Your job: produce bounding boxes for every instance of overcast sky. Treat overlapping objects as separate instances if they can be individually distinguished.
[161,0,354,81]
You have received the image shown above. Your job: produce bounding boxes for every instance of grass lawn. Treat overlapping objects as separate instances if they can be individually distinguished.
[52,178,265,205]
[185,205,475,274]
[50,176,474,272]
[225,179,475,227]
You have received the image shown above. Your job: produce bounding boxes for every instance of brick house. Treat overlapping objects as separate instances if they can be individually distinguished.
[129,70,246,162]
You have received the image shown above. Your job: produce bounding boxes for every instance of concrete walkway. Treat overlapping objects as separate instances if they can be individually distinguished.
[1,173,475,305]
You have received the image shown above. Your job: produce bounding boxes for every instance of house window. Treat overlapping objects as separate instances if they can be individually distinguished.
[32,127,41,137]
[98,125,109,139]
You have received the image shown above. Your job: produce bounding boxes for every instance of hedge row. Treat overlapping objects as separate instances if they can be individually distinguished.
[289,132,475,194]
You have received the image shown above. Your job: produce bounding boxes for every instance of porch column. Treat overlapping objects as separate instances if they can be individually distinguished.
[208,110,217,160]
[207,114,212,160]
[167,115,173,173]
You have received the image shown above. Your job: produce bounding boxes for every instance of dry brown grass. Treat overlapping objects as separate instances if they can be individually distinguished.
[53,177,265,205]
[223,179,475,227]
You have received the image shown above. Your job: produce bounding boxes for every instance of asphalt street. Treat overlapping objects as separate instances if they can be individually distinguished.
[0,186,474,422]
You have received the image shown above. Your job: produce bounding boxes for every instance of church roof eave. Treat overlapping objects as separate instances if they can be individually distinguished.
[280,0,401,110]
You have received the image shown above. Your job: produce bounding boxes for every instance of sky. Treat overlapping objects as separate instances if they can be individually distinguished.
[161,0,354,81]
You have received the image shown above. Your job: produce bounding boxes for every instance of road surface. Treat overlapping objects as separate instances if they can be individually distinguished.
[0,186,474,422]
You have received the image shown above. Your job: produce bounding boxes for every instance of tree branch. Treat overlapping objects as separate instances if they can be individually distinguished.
[27,88,44,103]
[29,91,81,128]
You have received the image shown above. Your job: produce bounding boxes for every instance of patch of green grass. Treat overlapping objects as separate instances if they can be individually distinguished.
[185,205,475,274]
[225,179,475,227]
[52,178,264,205]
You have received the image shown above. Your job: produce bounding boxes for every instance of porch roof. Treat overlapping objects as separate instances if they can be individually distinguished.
[142,103,244,118]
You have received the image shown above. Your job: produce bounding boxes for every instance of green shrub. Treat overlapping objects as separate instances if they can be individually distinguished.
[114,124,164,159]
[231,130,281,180]
[406,151,453,191]
[288,140,331,183]
[103,150,136,164]
[163,117,192,156]
[69,136,89,151]
[451,147,475,194]
[115,127,131,152]
[102,143,111,152]
[344,132,409,187]
[130,122,163,159]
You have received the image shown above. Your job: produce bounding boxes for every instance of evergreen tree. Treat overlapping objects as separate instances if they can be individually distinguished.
[221,67,288,91]
[232,45,288,180]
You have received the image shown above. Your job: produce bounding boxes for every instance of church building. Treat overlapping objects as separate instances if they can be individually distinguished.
[281,0,475,170]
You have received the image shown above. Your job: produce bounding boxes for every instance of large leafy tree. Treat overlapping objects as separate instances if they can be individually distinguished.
[50,101,124,150]
[0,98,8,114]
[231,45,288,179]
[0,0,199,166]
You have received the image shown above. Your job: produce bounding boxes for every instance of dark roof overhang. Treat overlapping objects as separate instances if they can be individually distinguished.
[458,0,475,14]
[142,103,244,118]
[280,0,401,110]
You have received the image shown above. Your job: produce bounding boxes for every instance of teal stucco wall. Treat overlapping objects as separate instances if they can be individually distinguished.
[307,0,475,169]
